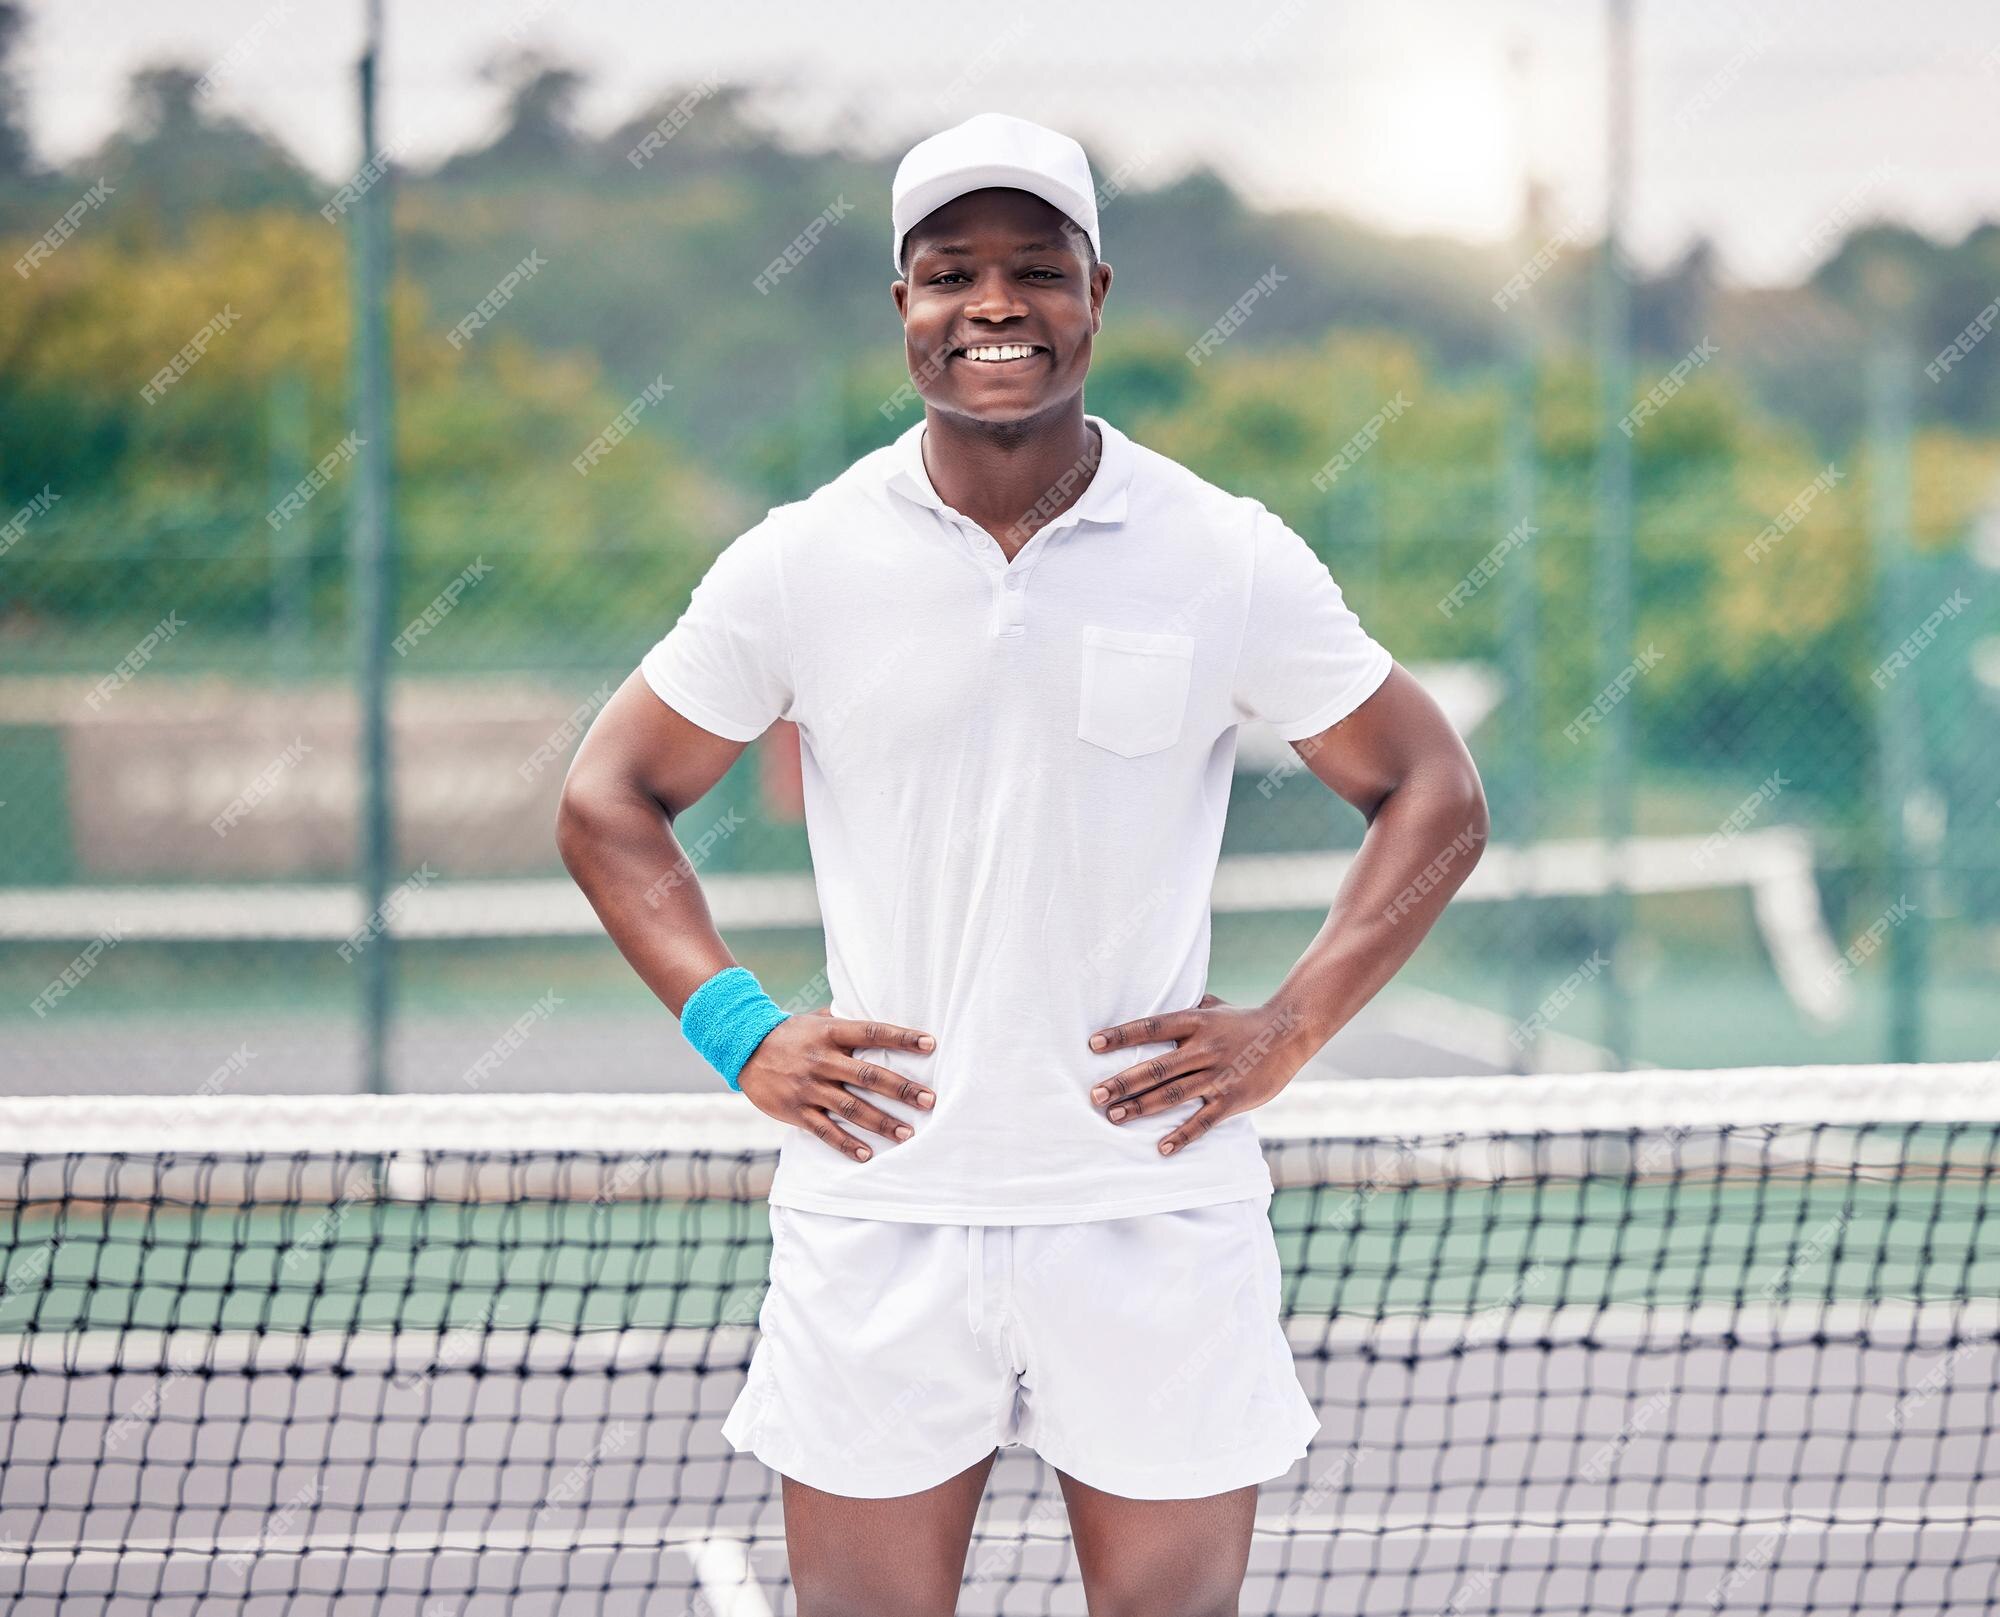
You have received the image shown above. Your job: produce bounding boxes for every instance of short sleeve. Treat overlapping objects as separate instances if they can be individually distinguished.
[1231,503,1393,740]
[640,519,794,742]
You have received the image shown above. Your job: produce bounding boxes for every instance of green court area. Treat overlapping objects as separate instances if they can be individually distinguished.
[4,1172,1992,1337]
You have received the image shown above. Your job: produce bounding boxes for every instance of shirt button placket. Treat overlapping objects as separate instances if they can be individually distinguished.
[997,567,1027,636]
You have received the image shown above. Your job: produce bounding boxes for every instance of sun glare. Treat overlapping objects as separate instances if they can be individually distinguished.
[1343,64,1519,242]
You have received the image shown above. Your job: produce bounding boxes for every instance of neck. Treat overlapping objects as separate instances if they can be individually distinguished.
[919,401,1101,560]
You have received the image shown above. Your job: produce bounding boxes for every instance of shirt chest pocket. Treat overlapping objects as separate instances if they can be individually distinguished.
[1077,625,1196,759]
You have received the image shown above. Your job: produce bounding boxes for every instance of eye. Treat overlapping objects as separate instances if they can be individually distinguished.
[1025,268,1062,280]
[929,271,969,285]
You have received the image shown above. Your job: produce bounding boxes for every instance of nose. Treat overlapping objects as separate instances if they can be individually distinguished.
[962,268,1030,325]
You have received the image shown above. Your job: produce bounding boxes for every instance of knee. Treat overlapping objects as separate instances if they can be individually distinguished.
[791,1576,958,1617]
[1086,1579,1238,1617]
[793,1596,933,1617]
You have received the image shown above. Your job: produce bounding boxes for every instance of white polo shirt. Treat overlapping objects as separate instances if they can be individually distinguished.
[641,413,1393,1224]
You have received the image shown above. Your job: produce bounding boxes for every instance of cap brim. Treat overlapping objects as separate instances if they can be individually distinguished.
[894,164,1096,271]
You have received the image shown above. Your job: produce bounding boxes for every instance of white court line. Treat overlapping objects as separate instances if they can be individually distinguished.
[1261,1505,2000,1542]
[12,1324,758,1375]
[0,1523,755,1567]
[5,1506,1994,1568]
[15,1296,1991,1374]
[686,1537,775,1617]
[0,825,1830,936]
[1368,984,1625,1074]
[1283,1296,2000,1353]
[0,826,1848,1020]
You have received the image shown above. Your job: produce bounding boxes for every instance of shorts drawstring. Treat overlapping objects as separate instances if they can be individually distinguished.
[966,1226,984,1336]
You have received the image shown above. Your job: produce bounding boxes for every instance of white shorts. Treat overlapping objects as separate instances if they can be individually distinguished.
[721,1194,1319,1501]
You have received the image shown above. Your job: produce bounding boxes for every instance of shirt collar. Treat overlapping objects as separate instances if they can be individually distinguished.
[884,413,1133,531]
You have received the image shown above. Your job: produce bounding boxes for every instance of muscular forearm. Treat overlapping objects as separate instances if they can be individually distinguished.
[1266,762,1488,1052]
[555,784,737,1017]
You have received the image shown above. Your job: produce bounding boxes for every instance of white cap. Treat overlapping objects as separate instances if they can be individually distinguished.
[891,113,1099,273]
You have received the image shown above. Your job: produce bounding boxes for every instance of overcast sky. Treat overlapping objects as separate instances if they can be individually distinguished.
[18,0,2000,285]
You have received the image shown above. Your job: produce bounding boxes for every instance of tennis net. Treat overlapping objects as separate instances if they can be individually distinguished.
[2,1063,1996,1615]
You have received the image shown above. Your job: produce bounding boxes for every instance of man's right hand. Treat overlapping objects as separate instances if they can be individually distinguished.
[735,1009,937,1162]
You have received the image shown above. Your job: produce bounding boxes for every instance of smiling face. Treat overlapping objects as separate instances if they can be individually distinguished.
[892,187,1111,427]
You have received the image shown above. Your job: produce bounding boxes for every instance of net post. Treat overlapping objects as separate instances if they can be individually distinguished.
[348,0,399,1095]
[1500,42,1545,1072]
[1862,280,1926,1064]
[1591,0,1637,1070]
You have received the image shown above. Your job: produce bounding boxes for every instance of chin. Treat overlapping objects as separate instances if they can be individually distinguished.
[942,374,1076,418]
[949,393,1050,422]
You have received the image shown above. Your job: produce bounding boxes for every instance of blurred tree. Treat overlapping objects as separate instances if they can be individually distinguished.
[1639,238,1720,357]
[435,53,592,183]
[0,1,34,184]
[84,65,317,230]
[0,210,748,650]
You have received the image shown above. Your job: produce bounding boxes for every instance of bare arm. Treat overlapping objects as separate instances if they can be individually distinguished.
[555,674,935,1160]
[1265,662,1489,1046]
[554,669,749,1017]
[1088,663,1488,1154]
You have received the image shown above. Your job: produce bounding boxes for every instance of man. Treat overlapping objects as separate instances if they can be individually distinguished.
[557,113,1487,1617]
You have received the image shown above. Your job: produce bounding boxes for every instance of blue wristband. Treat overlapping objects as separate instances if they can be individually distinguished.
[680,966,790,1091]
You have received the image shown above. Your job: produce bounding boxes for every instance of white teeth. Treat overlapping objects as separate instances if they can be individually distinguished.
[961,344,1040,362]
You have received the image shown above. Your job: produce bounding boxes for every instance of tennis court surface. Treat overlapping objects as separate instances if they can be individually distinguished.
[3,1063,1996,1615]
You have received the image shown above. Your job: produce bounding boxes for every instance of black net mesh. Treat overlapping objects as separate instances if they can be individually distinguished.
[2,1079,1997,1614]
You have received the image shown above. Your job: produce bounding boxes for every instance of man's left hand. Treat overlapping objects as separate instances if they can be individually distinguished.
[1086,993,1316,1157]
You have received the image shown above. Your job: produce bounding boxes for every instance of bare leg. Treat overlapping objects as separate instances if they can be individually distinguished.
[1055,1470,1258,1617]
[781,1449,998,1617]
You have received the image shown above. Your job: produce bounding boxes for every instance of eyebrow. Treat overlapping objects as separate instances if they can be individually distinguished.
[915,241,1066,258]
